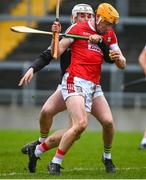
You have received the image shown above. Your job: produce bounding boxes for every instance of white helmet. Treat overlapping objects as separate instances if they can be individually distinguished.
[72,4,94,19]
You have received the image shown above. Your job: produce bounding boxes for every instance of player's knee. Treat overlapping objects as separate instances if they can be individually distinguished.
[76,134,81,140]
[41,106,53,118]
[78,119,88,132]
[72,128,82,139]
[103,119,114,129]
[72,122,87,137]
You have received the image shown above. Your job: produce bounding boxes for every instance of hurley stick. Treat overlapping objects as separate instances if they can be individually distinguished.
[10,26,89,40]
[121,77,146,90]
[52,0,60,59]
[10,26,50,35]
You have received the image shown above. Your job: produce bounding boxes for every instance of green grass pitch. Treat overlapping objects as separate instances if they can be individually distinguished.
[0,130,146,179]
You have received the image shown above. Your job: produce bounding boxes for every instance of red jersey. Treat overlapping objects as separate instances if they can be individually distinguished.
[66,20,118,84]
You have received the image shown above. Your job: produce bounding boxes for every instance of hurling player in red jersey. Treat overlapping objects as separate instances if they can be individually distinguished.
[26,3,126,175]
[138,45,146,150]
[20,4,122,175]
[49,3,125,175]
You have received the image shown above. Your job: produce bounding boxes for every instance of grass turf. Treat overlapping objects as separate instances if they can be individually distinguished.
[0,130,146,179]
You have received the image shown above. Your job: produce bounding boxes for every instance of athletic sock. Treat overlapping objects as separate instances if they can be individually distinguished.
[39,137,47,143]
[34,142,49,157]
[52,148,66,165]
[103,146,112,159]
[39,132,49,143]
[141,130,146,144]
[141,138,146,145]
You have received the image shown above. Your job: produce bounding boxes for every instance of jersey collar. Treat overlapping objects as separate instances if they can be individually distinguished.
[88,19,96,32]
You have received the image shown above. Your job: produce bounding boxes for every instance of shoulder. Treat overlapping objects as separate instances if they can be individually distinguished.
[103,29,117,42]
[106,28,116,36]
[65,23,77,33]
[65,21,88,34]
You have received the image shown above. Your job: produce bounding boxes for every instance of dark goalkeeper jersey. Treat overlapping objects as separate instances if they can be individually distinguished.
[30,48,71,80]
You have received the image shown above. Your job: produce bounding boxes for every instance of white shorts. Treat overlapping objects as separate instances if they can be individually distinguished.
[93,85,104,99]
[61,73,96,112]
[58,84,103,97]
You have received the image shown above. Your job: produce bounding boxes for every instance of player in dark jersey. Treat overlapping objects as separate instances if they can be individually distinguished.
[19,4,120,174]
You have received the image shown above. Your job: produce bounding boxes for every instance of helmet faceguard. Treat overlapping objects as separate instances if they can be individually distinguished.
[72,4,94,23]
[96,3,119,25]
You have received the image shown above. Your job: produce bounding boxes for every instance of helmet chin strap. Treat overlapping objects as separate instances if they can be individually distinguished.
[71,15,76,24]
[71,18,74,24]
[94,15,104,35]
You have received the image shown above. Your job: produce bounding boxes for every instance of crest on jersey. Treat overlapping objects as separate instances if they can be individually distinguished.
[107,37,111,42]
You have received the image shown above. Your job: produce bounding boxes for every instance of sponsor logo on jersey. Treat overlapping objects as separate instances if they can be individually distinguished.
[83,32,91,37]
[88,43,101,53]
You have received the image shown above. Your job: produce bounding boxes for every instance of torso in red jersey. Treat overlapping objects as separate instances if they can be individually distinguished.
[66,20,117,84]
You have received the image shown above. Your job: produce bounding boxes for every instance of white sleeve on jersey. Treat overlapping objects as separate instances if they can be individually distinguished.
[109,43,120,51]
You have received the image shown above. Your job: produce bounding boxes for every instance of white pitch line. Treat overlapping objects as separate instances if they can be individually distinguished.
[65,166,146,171]
[1,167,146,177]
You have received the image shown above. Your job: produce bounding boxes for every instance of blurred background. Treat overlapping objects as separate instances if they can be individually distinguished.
[0,0,146,131]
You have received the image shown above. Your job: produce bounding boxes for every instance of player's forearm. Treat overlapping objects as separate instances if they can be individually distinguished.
[30,49,53,73]
[51,37,71,58]
[115,55,126,69]
[109,49,126,69]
